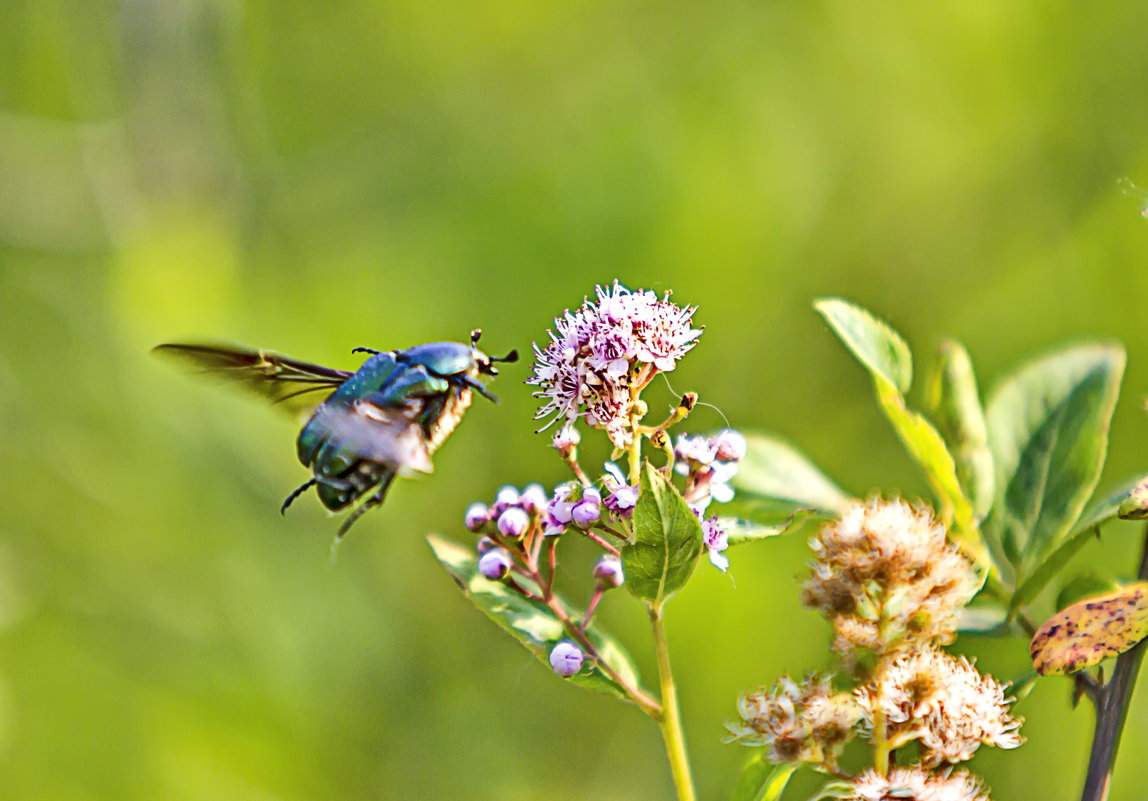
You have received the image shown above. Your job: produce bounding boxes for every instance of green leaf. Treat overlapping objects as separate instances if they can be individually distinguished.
[729,756,796,801]
[427,535,643,702]
[1009,475,1145,611]
[986,345,1125,584]
[727,432,852,525]
[1030,582,1148,675]
[722,509,819,548]
[814,297,912,394]
[1057,572,1122,612]
[957,604,1010,635]
[873,380,982,556]
[815,300,984,565]
[622,462,705,605]
[925,340,995,519]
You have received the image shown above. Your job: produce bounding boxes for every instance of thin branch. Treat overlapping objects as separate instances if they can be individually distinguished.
[1079,521,1148,801]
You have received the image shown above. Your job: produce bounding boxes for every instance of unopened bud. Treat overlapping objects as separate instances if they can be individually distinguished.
[593,556,625,589]
[478,549,512,580]
[571,498,601,529]
[552,426,581,454]
[714,430,747,462]
[519,483,548,513]
[476,535,498,554]
[464,503,491,532]
[549,641,584,677]
[493,485,520,513]
[497,507,531,538]
[1119,479,1148,520]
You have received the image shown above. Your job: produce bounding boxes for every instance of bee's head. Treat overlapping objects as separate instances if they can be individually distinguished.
[469,329,518,376]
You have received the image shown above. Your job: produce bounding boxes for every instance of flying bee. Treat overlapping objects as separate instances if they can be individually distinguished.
[154,330,518,538]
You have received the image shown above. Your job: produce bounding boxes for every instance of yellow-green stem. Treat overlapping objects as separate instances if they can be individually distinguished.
[650,602,696,801]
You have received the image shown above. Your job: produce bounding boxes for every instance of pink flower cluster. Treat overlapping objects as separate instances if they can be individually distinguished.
[529,281,702,447]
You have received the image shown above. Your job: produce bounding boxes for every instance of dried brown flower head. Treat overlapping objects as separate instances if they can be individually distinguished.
[727,674,861,770]
[856,649,1024,766]
[802,498,979,656]
[848,767,989,801]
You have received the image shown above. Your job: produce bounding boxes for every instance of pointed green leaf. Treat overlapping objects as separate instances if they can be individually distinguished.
[622,462,705,605]
[726,433,852,525]
[428,535,642,702]
[986,345,1125,582]
[872,379,983,559]
[722,509,819,548]
[957,604,1011,635]
[815,298,912,394]
[1010,473,1146,611]
[1030,582,1148,675]
[925,340,995,519]
[729,755,796,801]
[814,300,984,566]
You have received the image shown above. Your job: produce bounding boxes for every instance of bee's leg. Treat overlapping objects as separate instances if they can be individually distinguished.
[280,478,317,515]
[336,474,396,540]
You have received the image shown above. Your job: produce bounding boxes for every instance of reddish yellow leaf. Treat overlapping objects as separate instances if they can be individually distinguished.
[1030,582,1148,675]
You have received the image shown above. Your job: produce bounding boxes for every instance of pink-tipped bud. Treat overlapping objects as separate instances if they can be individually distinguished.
[478,549,512,580]
[549,641,584,677]
[519,483,548,513]
[552,426,581,453]
[714,430,747,462]
[571,498,601,529]
[464,503,491,532]
[493,485,520,513]
[497,507,530,539]
[476,535,498,554]
[593,556,625,589]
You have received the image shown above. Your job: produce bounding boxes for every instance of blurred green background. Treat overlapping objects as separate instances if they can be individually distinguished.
[4,1,1148,799]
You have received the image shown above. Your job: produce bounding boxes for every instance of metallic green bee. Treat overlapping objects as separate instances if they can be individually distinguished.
[155,331,518,537]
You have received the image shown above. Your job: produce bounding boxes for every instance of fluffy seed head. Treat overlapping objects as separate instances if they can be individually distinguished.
[803,498,979,654]
[848,767,989,801]
[856,649,1024,766]
[728,674,861,770]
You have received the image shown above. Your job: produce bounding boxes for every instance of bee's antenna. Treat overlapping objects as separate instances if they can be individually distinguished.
[470,329,483,347]
[491,349,519,364]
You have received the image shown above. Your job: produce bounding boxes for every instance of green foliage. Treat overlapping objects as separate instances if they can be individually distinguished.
[727,433,851,524]
[925,340,995,520]
[428,535,643,702]
[622,462,705,606]
[814,298,983,563]
[814,298,912,394]
[985,345,1125,601]
[728,756,795,801]
[1010,474,1147,611]
[721,510,818,548]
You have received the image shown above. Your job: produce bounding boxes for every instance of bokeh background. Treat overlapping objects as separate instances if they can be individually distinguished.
[4,1,1148,799]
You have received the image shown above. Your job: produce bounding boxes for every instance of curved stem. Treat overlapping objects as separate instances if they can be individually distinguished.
[540,593,661,718]
[650,602,697,801]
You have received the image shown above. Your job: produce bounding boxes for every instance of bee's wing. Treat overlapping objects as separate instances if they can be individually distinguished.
[153,342,354,421]
[314,402,434,475]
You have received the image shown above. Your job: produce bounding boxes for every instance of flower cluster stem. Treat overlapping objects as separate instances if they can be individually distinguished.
[650,602,696,801]
[1079,521,1148,801]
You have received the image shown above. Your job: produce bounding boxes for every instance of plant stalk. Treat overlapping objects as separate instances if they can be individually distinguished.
[1079,521,1148,801]
[650,602,697,801]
